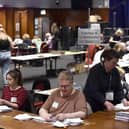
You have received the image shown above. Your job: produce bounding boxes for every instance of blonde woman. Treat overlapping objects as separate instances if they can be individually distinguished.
[0,27,14,86]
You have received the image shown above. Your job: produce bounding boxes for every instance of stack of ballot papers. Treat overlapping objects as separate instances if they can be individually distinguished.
[0,105,12,112]
[115,111,129,122]
[115,103,129,110]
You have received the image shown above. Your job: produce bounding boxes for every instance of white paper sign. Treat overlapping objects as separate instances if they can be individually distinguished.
[78,28,101,45]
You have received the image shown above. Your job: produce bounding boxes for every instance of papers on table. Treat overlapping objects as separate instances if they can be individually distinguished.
[53,118,84,127]
[14,114,83,127]
[115,111,129,122]
[14,113,45,122]
[0,105,12,112]
[115,103,129,110]
[14,113,32,120]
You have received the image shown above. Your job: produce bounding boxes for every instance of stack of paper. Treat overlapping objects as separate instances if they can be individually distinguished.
[0,105,12,112]
[115,111,129,122]
[115,103,129,110]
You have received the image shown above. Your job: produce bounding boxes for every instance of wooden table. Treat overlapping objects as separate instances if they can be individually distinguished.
[0,109,128,129]
[69,111,129,129]
[0,110,53,129]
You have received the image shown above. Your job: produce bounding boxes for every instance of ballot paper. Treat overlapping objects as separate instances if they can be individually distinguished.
[115,111,129,122]
[115,103,129,110]
[14,113,45,122]
[53,118,84,127]
[14,113,32,120]
[0,105,12,112]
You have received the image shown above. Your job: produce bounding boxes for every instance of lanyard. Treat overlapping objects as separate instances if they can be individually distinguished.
[108,74,112,91]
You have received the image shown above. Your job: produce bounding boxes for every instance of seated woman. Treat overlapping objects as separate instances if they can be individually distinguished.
[39,70,87,121]
[0,69,27,111]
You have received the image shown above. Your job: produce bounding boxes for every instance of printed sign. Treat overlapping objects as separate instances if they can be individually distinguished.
[78,28,101,45]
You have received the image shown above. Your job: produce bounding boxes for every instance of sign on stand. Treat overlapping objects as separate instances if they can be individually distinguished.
[78,28,101,45]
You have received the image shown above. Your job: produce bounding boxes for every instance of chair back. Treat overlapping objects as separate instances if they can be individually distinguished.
[32,76,51,113]
[24,90,36,113]
[40,42,49,53]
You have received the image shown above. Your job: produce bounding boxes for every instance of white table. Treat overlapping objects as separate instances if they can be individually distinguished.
[11,53,61,75]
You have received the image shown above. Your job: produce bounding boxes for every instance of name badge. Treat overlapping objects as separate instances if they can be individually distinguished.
[52,101,59,109]
[11,97,17,103]
[105,92,114,101]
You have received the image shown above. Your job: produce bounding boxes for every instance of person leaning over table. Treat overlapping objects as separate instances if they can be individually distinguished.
[39,70,87,121]
[83,48,129,113]
[0,69,27,110]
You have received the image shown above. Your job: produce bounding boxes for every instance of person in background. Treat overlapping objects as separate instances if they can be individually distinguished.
[83,48,129,113]
[32,35,42,53]
[44,32,53,50]
[109,28,124,48]
[92,43,127,67]
[51,22,60,50]
[13,34,23,45]
[0,69,27,110]
[39,70,87,121]
[22,33,32,46]
[0,26,14,86]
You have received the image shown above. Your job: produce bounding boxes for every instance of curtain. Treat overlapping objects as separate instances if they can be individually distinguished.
[109,0,129,28]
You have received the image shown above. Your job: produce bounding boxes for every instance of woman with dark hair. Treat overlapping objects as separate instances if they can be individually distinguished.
[0,69,27,110]
[83,48,129,112]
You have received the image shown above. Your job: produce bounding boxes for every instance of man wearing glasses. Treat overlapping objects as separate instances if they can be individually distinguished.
[39,70,87,121]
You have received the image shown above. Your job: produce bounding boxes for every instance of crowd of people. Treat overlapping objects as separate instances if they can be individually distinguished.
[0,23,129,122]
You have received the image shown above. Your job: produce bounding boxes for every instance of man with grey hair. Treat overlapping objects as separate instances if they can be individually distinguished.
[39,70,87,121]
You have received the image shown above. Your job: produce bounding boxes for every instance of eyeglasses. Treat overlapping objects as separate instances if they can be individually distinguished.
[60,84,71,89]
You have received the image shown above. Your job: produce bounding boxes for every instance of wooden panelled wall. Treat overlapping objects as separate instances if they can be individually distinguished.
[0,8,34,39]
[0,8,109,39]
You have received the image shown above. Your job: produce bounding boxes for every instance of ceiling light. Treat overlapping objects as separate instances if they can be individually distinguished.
[40,10,46,15]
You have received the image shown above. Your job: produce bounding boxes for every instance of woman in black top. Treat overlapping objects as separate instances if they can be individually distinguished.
[0,27,14,86]
[83,48,129,112]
